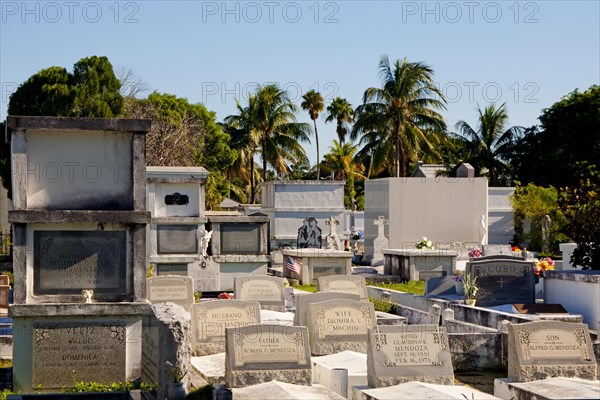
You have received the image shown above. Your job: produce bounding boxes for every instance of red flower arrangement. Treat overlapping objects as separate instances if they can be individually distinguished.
[218,292,234,299]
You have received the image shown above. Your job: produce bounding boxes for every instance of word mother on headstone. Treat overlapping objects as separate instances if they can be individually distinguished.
[297,217,322,249]
[317,275,368,300]
[32,322,126,389]
[191,299,261,356]
[466,258,535,306]
[367,324,454,387]
[234,275,286,311]
[225,324,312,388]
[508,320,598,382]
[146,275,194,311]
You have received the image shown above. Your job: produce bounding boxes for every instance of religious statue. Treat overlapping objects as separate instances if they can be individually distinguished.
[200,230,213,258]
[479,215,487,246]
[82,289,94,303]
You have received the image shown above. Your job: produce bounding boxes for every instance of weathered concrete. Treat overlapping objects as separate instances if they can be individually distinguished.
[494,377,600,400]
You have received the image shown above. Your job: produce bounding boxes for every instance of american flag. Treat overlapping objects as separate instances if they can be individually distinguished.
[286,256,302,274]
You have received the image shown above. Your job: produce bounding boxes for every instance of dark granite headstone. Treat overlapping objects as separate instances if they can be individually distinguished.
[220,223,260,254]
[424,276,457,298]
[157,225,197,254]
[297,217,322,249]
[33,231,126,296]
[466,258,535,307]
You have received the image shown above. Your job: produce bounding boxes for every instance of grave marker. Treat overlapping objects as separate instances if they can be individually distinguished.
[466,258,535,306]
[32,322,127,389]
[156,225,197,254]
[224,324,312,387]
[306,299,376,355]
[147,276,194,311]
[367,324,454,387]
[507,320,597,382]
[192,300,261,355]
[297,217,322,249]
[293,292,361,327]
[317,275,368,300]
[220,223,261,254]
[234,276,286,311]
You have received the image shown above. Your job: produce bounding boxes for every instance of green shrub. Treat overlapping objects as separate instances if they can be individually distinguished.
[369,297,395,313]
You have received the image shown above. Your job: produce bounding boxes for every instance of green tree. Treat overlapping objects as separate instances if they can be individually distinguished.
[326,97,354,145]
[321,140,365,209]
[511,85,600,187]
[558,163,600,269]
[453,103,523,186]
[301,90,325,179]
[8,56,123,118]
[352,56,447,177]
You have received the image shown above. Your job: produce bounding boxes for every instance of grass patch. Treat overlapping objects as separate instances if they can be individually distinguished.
[367,280,425,295]
[293,284,317,293]
[368,297,395,313]
[454,370,506,395]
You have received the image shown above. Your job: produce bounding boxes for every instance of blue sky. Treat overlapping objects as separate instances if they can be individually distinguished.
[1,1,599,164]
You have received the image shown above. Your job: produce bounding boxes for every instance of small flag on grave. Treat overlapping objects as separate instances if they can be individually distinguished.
[286,256,302,274]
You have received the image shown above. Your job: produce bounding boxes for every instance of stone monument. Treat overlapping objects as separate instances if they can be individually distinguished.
[297,217,322,249]
[371,216,389,267]
[325,216,341,250]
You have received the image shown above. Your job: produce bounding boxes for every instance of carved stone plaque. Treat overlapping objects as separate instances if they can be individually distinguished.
[32,322,127,388]
[34,231,127,296]
[157,225,197,254]
[220,224,261,255]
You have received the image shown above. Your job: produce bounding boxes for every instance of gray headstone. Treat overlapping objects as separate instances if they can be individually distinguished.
[224,324,312,388]
[234,276,286,312]
[157,225,197,254]
[306,299,376,355]
[293,292,361,327]
[33,231,127,298]
[220,223,261,254]
[32,322,126,389]
[297,217,322,249]
[147,276,194,311]
[508,320,598,382]
[367,324,454,387]
[317,275,368,300]
[191,300,261,355]
[424,276,457,298]
[430,304,442,326]
[466,258,536,306]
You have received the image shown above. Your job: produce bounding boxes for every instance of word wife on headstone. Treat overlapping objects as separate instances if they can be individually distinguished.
[317,275,368,300]
[234,275,286,311]
[191,300,261,355]
[306,299,376,355]
[367,324,454,387]
[293,292,361,327]
[225,324,312,388]
[508,320,598,382]
[146,276,194,311]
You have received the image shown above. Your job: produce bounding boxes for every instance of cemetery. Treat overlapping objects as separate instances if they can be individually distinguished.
[0,114,598,400]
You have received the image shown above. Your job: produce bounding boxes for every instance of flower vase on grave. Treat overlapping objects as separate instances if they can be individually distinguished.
[168,382,186,400]
[465,298,476,306]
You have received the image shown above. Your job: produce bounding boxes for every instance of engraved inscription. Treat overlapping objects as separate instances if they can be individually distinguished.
[315,305,374,340]
[34,231,127,295]
[238,279,283,301]
[33,323,126,388]
[520,328,591,361]
[196,304,259,342]
[232,326,307,367]
[373,330,444,366]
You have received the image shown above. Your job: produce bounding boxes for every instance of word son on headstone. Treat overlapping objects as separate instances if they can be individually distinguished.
[508,320,597,382]
[367,324,454,387]
[34,231,127,297]
[33,323,126,388]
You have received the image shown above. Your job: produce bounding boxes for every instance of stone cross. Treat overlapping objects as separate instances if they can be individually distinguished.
[374,216,388,239]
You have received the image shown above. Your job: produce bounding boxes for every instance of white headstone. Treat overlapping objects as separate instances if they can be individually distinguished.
[325,216,341,251]
[371,216,389,266]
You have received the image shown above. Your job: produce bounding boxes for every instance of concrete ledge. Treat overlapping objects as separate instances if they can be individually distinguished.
[545,270,600,284]
[151,217,207,224]
[207,215,269,223]
[494,377,600,400]
[7,116,151,133]
[9,302,154,317]
[9,210,151,224]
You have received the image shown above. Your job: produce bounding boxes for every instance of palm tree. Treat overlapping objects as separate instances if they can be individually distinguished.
[301,90,324,179]
[321,140,365,208]
[352,55,447,177]
[326,97,354,145]
[453,103,523,186]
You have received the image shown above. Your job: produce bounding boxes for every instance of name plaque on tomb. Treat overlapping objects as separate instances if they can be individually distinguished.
[33,231,127,296]
[220,224,261,255]
[157,225,197,254]
[32,322,127,388]
[466,259,535,306]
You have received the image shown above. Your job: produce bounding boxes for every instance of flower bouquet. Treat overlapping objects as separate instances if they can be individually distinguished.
[415,236,434,250]
[534,257,554,277]
[468,248,482,258]
[218,292,234,299]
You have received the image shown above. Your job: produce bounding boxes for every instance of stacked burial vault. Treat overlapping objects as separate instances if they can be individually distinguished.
[7,116,153,391]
